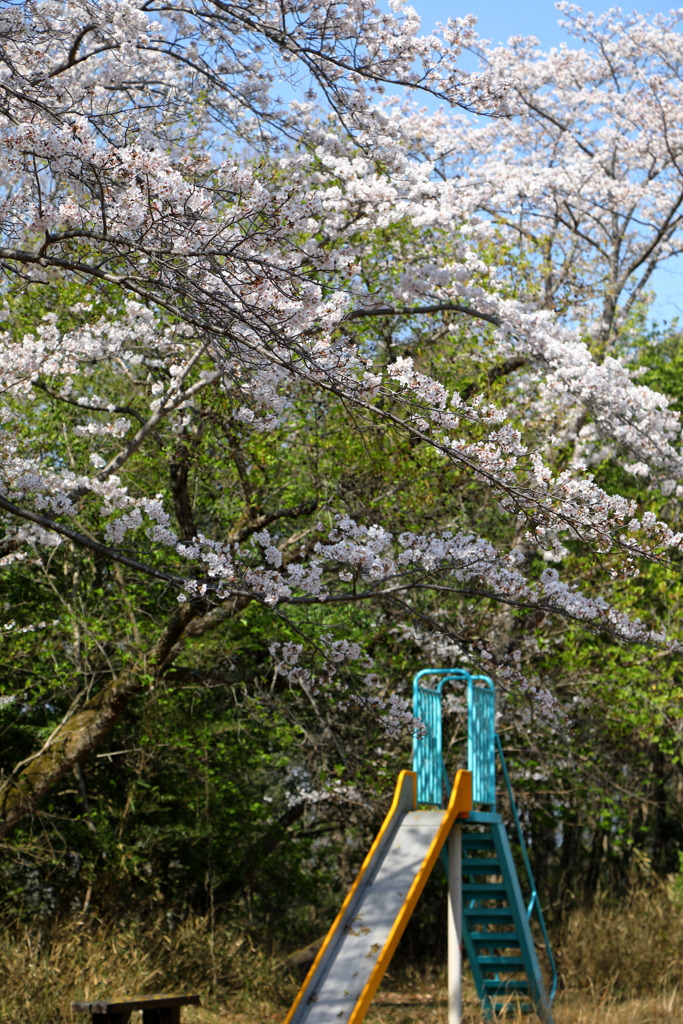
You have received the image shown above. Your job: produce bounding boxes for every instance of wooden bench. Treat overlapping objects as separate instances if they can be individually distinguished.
[71,994,200,1024]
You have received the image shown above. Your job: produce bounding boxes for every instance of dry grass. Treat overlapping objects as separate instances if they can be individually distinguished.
[0,915,291,1024]
[556,889,683,998]
[2,891,683,1024]
[553,991,683,1024]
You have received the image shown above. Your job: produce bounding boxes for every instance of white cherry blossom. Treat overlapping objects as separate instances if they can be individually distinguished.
[0,1,682,687]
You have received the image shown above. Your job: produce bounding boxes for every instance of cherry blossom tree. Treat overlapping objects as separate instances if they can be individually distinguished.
[2,1,683,836]
[455,2,683,346]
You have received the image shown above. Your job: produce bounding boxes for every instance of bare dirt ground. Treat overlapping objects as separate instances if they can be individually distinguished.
[173,984,683,1024]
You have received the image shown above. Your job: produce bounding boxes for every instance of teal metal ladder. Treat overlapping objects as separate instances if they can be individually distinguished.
[413,669,556,1022]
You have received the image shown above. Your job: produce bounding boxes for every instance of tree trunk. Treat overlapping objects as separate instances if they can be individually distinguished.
[0,601,203,839]
[0,671,141,839]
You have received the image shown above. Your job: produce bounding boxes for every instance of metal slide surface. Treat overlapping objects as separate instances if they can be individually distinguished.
[284,769,472,1024]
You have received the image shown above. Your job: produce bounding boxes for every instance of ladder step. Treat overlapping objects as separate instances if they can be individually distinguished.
[465,907,514,919]
[484,980,529,993]
[463,883,507,894]
[470,933,520,947]
[462,857,501,870]
[460,815,555,1020]
[476,956,525,969]
[462,835,495,847]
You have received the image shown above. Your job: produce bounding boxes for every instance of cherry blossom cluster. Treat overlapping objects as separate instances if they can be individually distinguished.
[489,303,683,480]
[282,765,362,810]
[269,636,416,736]
[171,516,678,651]
[0,2,680,542]
[439,4,683,344]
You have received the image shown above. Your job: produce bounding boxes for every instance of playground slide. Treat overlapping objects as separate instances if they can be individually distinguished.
[284,768,472,1024]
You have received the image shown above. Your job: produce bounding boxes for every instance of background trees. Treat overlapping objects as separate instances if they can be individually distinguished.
[1,1,683,990]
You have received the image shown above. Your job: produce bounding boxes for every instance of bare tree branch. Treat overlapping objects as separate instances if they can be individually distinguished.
[346,301,502,328]
[0,493,185,586]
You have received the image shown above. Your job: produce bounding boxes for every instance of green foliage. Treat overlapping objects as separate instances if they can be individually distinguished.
[2,228,683,963]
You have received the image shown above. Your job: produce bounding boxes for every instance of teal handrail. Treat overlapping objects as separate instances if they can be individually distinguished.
[496,734,558,1003]
[413,668,470,805]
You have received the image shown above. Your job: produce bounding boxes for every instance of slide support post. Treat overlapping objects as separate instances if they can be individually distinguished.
[448,822,462,1024]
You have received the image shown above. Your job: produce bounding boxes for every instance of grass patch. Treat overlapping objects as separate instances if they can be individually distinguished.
[1,887,682,1023]
[556,887,683,999]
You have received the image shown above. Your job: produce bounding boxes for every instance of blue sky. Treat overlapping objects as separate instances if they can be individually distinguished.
[399,2,683,323]
[411,0,674,52]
